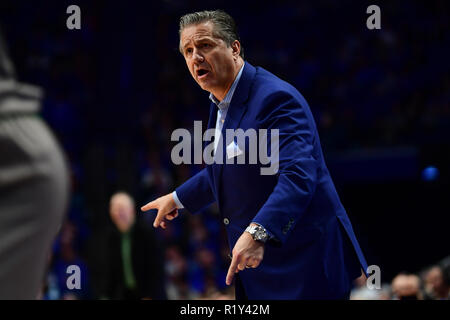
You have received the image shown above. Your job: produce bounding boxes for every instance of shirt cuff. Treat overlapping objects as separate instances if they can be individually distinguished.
[172,191,184,209]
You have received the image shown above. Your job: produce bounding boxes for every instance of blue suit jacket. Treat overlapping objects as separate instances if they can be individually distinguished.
[176,62,368,299]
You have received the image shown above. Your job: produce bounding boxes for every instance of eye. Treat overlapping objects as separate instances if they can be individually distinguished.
[202,43,210,48]
[185,48,193,55]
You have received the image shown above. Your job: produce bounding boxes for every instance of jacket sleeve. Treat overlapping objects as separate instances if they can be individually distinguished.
[175,167,216,214]
[252,90,320,245]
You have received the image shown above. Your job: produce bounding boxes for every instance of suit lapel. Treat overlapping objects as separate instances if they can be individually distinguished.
[211,62,257,200]
[205,101,219,197]
[206,101,217,131]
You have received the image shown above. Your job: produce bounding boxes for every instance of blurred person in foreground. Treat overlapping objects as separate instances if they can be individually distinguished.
[101,192,166,300]
[350,273,391,300]
[0,27,69,299]
[142,10,367,299]
[391,273,423,300]
[422,265,450,300]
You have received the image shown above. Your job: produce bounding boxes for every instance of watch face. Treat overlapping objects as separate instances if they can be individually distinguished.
[255,230,264,240]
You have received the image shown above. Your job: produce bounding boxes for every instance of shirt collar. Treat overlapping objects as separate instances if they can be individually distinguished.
[209,62,245,110]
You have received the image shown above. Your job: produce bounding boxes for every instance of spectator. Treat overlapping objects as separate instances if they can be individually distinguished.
[423,265,450,300]
[391,273,422,300]
[165,244,198,300]
[100,192,167,300]
[42,220,91,300]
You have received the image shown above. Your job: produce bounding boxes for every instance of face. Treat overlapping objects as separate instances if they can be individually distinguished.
[180,21,241,98]
[425,267,444,291]
[110,194,135,233]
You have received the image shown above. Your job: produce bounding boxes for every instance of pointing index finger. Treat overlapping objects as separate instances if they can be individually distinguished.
[226,254,240,285]
[141,201,156,212]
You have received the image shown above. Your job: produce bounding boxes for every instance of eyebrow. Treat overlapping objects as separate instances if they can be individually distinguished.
[182,37,214,50]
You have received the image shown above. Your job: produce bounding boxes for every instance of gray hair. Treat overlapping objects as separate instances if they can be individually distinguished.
[179,10,244,59]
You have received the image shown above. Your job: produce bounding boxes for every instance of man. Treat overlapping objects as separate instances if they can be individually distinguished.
[141,10,368,299]
[0,28,69,299]
[101,192,166,300]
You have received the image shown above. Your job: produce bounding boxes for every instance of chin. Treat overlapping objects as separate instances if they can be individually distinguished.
[198,82,211,91]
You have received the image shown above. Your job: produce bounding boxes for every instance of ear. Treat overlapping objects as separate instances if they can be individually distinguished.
[231,40,241,59]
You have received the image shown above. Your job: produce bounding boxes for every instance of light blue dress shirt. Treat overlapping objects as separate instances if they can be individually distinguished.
[173,63,245,209]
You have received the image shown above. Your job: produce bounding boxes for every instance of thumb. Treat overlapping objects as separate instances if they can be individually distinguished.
[165,209,179,221]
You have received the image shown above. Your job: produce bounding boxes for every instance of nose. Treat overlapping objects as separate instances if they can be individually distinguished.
[192,48,204,63]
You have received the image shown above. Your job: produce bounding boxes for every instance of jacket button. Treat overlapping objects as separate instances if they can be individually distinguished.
[223,218,230,225]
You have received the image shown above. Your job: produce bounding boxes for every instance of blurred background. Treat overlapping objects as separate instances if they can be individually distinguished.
[0,0,448,299]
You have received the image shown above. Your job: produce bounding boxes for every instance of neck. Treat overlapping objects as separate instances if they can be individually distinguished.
[212,58,244,101]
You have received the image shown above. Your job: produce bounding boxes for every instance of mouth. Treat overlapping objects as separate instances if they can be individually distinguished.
[196,68,210,80]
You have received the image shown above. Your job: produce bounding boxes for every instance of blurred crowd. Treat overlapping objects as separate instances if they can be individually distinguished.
[351,256,450,300]
[0,0,448,299]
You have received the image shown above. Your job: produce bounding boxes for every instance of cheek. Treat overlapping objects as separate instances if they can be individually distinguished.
[217,54,233,72]
[210,55,226,75]
[185,60,193,75]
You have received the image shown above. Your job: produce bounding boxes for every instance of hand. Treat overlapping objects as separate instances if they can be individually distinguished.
[226,227,265,285]
[141,193,179,229]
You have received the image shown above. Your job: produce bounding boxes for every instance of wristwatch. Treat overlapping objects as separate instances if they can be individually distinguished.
[245,224,269,243]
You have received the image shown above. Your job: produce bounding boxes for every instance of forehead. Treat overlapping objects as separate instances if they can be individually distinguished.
[110,194,131,206]
[180,22,217,46]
